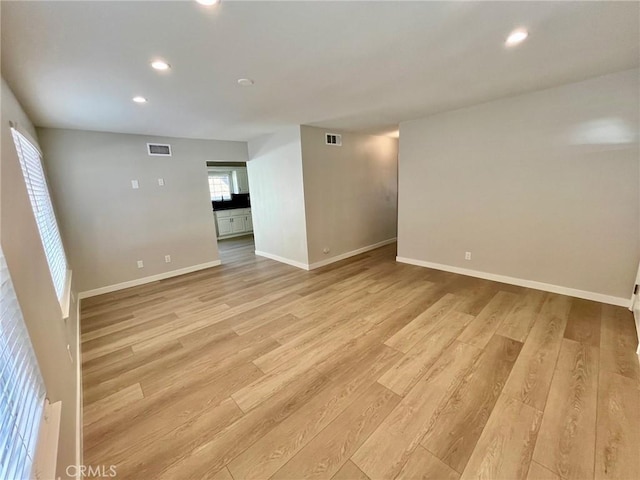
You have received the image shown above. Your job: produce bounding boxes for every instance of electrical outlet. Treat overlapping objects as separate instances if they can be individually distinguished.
[165,255,171,263]
[323,247,330,254]
[158,178,165,186]
[131,179,139,189]
[137,260,144,268]
[465,251,472,260]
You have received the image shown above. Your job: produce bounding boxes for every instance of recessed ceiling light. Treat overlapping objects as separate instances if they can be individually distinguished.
[132,96,148,104]
[151,60,171,71]
[196,0,220,6]
[237,78,254,87]
[505,29,528,46]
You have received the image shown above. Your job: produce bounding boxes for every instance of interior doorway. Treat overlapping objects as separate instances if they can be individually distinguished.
[217,235,256,265]
[205,161,254,264]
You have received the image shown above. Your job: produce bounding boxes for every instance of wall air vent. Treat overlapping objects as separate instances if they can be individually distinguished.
[325,133,342,146]
[147,143,172,156]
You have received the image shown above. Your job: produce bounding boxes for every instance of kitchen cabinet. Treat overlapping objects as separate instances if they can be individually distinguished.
[215,208,253,239]
[217,217,232,236]
[244,212,253,231]
[234,168,250,193]
[231,215,246,234]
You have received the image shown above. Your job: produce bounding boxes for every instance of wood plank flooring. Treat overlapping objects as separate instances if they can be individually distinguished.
[81,235,640,480]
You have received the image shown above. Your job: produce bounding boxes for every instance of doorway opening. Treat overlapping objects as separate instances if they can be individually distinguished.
[206,161,254,264]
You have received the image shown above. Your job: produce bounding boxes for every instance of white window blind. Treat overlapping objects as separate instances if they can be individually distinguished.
[208,172,232,201]
[11,128,68,300]
[0,248,47,479]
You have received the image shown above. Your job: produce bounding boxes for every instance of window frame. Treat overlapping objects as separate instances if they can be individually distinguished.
[207,170,233,201]
[10,125,72,319]
[0,246,47,480]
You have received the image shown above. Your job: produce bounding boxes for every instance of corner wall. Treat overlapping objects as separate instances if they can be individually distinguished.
[397,69,640,303]
[38,128,248,294]
[247,127,309,267]
[300,126,398,266]
[1,78,80,480]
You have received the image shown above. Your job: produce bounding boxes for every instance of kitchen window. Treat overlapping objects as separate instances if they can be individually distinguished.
[208,172,232,201]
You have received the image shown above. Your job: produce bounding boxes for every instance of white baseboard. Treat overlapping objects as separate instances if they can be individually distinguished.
[78,260,222,299]
[396,256,630,308]
[632,300,640,355]
[308,238,397,270]
[75,296,82,478]
[255,238,397,272]
[217,232,254,241]
[254,250,310,270]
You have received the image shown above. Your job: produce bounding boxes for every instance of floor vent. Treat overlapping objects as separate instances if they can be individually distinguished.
[147,143,172,156]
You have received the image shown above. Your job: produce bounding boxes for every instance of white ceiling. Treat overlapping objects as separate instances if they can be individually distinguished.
[2,1,638,142]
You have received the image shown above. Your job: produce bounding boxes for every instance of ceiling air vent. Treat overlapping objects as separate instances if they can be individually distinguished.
[325,133,342,146]
[147,143,172,156]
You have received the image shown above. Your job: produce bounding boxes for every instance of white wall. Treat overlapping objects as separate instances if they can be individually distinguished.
[247,127,309,267]
[300,126,398,265]
[1,78,80,479]
[398,69,639,302]
[38,128,248,293]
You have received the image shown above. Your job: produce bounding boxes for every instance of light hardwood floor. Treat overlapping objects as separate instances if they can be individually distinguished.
[81,237,640,480]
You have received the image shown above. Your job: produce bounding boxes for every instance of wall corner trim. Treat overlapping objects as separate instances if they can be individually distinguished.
[395,256,630,308]
[308,238,397,270]
[77,260,222,299]
[254,251,310,270]
[32,399,62,480]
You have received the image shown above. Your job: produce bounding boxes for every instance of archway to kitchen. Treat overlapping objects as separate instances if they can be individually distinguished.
[205,161,255,265]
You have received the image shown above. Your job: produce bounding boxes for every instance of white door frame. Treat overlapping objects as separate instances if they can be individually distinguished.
[632,262,640,355]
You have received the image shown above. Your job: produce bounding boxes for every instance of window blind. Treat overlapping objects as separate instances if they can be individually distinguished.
[0,248,47,479]
[11,128,68,300]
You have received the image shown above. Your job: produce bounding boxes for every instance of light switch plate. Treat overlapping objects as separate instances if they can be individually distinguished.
[131,180,139,189]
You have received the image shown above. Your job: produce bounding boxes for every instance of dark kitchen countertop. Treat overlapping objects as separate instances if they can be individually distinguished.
[212,193,250,211]
[213,204,251,211]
